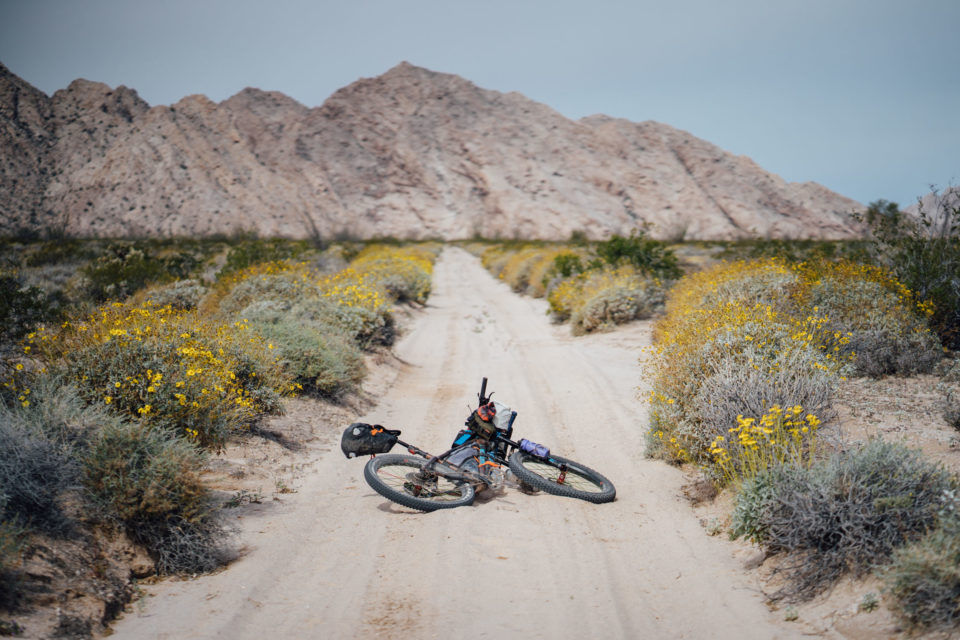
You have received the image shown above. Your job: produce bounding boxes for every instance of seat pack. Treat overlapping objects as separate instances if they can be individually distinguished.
[341,422,400,458]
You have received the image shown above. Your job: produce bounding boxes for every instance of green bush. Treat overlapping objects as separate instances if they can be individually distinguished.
[595,231,682,279]
[884,493,960,632]
[0,272,61,345]
[218,238,306,278]
[857,194,960,350]
[731,440,954,600]
[552,252,586,279]
[82,242,198,302]
[83,420,231,574]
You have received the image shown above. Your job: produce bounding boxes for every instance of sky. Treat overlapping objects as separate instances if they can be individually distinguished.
[1,0,957,207]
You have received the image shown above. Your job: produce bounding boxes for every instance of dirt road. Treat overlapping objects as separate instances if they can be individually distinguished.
[111,248,822,639]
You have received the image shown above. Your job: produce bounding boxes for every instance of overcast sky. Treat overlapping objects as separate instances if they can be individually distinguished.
[1,0,957,207]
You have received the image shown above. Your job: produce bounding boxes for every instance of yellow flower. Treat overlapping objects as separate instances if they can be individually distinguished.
[105,396,113,404]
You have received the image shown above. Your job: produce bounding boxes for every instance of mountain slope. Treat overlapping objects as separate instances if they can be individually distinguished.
[0,61,863,240]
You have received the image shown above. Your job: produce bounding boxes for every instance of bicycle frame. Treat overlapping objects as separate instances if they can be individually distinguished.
[387,377,567,488]
[357,376,615,509]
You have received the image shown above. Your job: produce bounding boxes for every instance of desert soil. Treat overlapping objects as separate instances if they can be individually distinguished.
[108,248,886,640]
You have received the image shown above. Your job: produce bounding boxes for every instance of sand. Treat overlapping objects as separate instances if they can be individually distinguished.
[108,248,838,639]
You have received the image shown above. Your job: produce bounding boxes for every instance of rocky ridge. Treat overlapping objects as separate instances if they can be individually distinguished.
[0,61,863,240]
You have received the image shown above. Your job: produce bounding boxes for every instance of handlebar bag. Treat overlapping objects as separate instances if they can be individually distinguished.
[341,422,400,458]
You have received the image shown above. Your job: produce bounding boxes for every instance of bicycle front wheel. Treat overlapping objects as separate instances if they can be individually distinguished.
[364,454,475,512]
[508,452,616,504]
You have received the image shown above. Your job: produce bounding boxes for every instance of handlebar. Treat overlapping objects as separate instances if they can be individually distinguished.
[478,377,490,407]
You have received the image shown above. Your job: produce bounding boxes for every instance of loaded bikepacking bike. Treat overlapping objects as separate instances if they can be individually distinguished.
[341,378,616,512]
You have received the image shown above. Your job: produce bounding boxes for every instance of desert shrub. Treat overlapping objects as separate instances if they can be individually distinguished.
[647,257,940,477]
[480,245,520,278]
[595,231,682,280]
[731,440,954,600]
[350,244,435,304]
[1,374,108,455]
[83,420,231,574]
[716,238,868,263]
[0,271,61,345]
[797,261,941,377]
[0,414,75,534]
[496,247,553,294]
[942,388,960,430]
[316,267,394,346]
[857,194,960,349]
[214,266,316,317]
[141,279,209,310]
[242,304,365,397]
[647,261,848,471]
[22,238,96,267]
[479,244,590,299]
[82,242,199,302]
[884,491,960,632]
[27,301,292,449]
[548,265,668,325]
[218,237,306,278]
[702,397,825,487]
[525,249,579,298]
[570,281,667,335]
[552,252,587,279]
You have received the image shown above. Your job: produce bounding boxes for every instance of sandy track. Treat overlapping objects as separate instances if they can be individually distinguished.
[111,248,823,639]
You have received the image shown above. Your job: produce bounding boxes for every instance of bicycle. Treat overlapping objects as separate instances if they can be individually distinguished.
[342,378,616,512]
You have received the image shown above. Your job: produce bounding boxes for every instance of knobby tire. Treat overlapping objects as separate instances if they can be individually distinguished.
[364,453,475,512]
[508,452,616,503]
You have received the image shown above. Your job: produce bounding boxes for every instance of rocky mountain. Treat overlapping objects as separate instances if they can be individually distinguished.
[0,61,864,240]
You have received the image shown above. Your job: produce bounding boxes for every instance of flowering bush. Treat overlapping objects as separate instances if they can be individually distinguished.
[350,244,437,304]
[316,267,393,346]
[549,265,667,330]
[708,405,822,485]
[796,261,941,377]
[26,302,292,449]
[647,257,941,479]
[647,294,844,471]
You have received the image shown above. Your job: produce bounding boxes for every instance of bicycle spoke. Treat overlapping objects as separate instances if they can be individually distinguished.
[375,463,468,501]
[521,461,605,493]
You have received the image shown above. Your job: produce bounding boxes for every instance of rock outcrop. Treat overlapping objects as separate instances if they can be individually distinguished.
[0,61,864,240]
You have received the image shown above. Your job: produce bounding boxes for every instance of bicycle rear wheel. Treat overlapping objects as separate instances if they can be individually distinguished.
[508,452,615,504]
[364,454,475,512]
